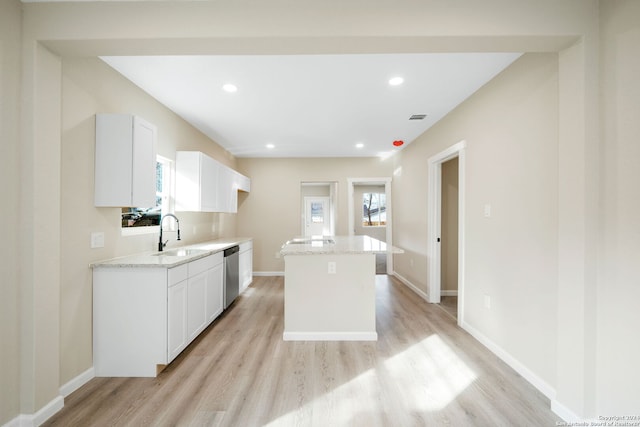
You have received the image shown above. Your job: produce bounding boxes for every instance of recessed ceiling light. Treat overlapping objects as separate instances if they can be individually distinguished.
[266,143,275,149]
[222,83,238,93]
[388,77,404,86]
[356,143,364,149]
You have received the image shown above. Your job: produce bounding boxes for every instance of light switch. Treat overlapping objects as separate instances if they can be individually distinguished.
[484,204,492,218]
[91,232,105,248]
[484,295,491,309]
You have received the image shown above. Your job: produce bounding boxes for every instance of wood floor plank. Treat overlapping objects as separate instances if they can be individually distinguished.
[45,275,560,427]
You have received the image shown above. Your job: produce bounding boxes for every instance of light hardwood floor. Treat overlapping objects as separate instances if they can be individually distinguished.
[437,296,458,321]
[45,276,560,426]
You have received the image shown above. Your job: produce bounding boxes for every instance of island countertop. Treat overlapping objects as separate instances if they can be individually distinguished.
[91,237,252,268]
[280,235,403,256]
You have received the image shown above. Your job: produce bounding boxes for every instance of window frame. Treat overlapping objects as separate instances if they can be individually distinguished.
[121,155,174,236]
[362,191,387,228]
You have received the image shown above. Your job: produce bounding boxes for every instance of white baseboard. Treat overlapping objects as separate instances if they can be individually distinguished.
[59,367,95,397]
[394,271,565,419]
[4,395,64,427]
[551,399,583,423]
[461,320,557,402]
[4,367,95,427]
[392,272,429,301]
[283,331,378,341]
[441,290,458,297]
[253,271,284,277]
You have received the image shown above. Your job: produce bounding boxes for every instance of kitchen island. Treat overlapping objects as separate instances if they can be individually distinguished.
[280,235,402,341]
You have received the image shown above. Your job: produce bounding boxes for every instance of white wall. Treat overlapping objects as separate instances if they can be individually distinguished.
[598,0,640,413]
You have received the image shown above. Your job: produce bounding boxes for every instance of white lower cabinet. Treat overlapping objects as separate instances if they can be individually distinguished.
[94,252,224,377]
[168,279,188,362]
[239,241,253,292]
[206,262,224,323]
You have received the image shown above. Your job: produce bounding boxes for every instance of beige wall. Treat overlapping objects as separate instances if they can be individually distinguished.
[236,158,393,273]
[441,157,459,293]
[598,0,640,412]
[0,0,23,423]
[59,57,236,386]
[393,53,559,388]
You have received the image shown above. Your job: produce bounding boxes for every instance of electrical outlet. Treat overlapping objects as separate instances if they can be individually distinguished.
[328,261,337,274]
[484,204,492,218]
[91,232,105,248]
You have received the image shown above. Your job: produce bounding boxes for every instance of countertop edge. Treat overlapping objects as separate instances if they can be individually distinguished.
[91,237,252,269]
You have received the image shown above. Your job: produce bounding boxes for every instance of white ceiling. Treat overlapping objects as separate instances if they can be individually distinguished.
[101,53,521,158]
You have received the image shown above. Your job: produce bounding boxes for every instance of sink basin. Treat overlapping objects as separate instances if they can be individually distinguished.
[153,248,208,257]
[286,238,335,245]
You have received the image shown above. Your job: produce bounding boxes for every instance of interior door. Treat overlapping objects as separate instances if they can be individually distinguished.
[304,197,330,237]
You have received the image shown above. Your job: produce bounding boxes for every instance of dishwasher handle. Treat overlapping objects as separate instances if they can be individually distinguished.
[224,245,240,257]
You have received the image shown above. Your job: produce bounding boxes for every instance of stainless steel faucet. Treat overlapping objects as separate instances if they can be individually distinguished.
[158,213,181,251]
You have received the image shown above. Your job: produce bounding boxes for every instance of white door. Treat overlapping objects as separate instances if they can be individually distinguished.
[304,197,331,237]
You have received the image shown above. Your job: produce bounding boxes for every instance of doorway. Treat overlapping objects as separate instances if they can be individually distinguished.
[427,141,466,326]
[300,182,336,237]
[303,197,331,236]
[439,157,459,319]
[347,178,393,275]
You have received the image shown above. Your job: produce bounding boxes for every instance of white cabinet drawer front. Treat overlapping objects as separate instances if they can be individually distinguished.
[239,241,252,252]
[189,255,215,277]
[168,264,188,286]
[210,251,223,266]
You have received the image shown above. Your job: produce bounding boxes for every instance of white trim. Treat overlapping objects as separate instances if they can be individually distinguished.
[427,140,466,327]
[550,399,582,423]
[461,320,557,402]
[59,367,95,398]
[253,271,284,277]
[347,177,394,274]
[5,395,64,427]
[393,272,429,301]
[283,331,378,341]
[440,290,458,297]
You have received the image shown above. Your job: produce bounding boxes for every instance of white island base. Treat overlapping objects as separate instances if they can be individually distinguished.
[283,253,377,341]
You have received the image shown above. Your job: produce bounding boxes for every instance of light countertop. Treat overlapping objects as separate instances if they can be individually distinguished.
[91,237,252,269]
[280,235,403,256]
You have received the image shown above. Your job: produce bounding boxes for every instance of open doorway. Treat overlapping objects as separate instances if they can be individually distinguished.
[347,177,393,275]
[427,141,466,326]
[300,182,337,237]
[439,157,459,319]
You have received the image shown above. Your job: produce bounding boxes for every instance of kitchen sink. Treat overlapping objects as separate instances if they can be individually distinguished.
[286,238,335,245]
[153,248,208,257]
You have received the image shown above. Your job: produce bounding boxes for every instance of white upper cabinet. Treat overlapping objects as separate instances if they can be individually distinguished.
[94,114,157,207]
[175,151,249,213]
[175,151,215,212]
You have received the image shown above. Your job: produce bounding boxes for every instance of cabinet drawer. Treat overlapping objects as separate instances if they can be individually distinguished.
[189,255,215,277]
[210,251,223,266]
[168,264,188,286]
[239,241,252,252]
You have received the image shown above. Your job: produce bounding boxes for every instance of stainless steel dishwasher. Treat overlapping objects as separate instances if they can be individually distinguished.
[223,245,240,309]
